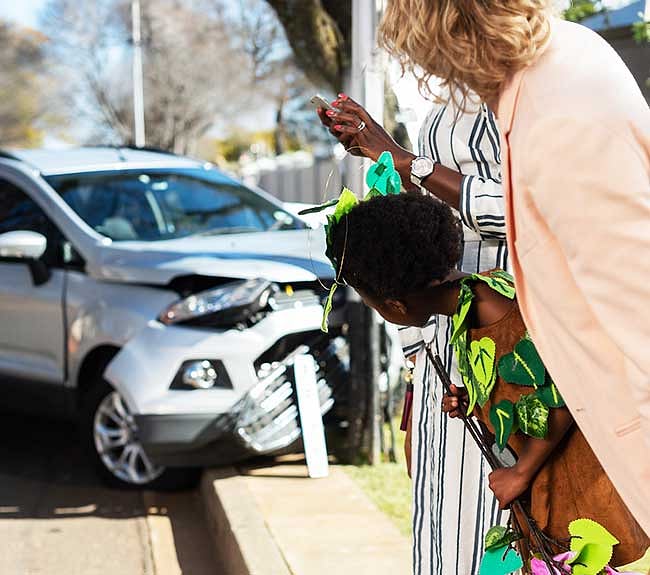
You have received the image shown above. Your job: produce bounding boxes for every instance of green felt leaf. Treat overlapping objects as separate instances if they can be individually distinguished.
[469,337,497,407]
[456,331,478,415]
[332,187,358,223]
[536,382,565,408]
[570,543,614,575]
[515,394,549,438]
[451,282,475,344]
[484,526,522,551]
[321,283,338,333]
[485,526,508,550]
[366,151,402,195]
[569,518,619,556]
[489,400,515,451]
[490,270,515,284]
[363,187,382,200]
[472,273,516,300]
[479,546,523,575]
[463,372,478,416]
[497,338,546,388]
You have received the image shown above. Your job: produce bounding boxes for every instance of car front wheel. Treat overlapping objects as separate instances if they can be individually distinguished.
[81,378,198,490]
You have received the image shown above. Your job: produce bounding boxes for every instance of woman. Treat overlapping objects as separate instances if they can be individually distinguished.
[378,0,650,536]
[318,91,509,574]
[324,190,648,569]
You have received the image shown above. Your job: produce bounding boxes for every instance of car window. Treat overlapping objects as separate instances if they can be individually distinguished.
[0,177,63,264]
[46,169,303,241]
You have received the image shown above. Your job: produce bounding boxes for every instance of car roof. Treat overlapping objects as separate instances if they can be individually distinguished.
[3,146,204,176]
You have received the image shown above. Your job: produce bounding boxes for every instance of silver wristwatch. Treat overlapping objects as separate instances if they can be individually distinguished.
[410,156,437,188]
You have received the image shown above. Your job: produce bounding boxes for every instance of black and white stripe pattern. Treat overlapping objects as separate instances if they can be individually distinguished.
[402,98,511,575]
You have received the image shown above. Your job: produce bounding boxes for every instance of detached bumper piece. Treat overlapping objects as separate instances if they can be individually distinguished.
[238,331,349,454]
[137,332,350,467]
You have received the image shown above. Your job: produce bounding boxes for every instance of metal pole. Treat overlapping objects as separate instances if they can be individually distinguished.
[349,0,385,465]
[131,0,146,147]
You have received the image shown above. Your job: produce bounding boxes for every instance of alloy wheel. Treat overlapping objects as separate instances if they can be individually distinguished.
[93,391,164,485]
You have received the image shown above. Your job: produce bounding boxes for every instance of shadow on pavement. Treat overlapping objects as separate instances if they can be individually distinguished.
[0,410,218,575]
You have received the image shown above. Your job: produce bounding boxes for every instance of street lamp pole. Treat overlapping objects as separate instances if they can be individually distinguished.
[131,0,146,148]
[347,0,385,466]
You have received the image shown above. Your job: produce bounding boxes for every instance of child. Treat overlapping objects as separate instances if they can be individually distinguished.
[325,191,649,568]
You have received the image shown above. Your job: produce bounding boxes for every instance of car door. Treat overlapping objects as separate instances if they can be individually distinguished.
[0,175,67,410]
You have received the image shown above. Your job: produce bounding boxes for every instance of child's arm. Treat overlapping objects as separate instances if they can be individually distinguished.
[488,407,574,509]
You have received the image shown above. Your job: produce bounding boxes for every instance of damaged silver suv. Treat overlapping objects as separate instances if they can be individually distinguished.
[0,147,403,488]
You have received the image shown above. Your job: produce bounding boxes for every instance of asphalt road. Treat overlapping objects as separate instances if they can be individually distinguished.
[0,411,218,575]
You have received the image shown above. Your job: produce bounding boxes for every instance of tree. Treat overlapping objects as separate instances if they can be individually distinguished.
[563,0,602,23]
[266,1,411,149]
[229,0,313,155]
[265,0,350,92]
[0,22,49,147]
[42,0,249,153]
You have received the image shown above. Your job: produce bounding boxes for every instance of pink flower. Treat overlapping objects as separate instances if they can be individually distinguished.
[530,552,576,575]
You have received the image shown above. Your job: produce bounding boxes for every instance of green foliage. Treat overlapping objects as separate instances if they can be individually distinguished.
[568,518,619,575]
[563,0,602,23]
[484,526,522,551]
[498,338,546,389]
[479,546,523,575]
[515,394,549,439]
[469,337,497,408]
[489,400,516,451]
[472,273,516,300]
[633,17,650,43]
[321,283,337,333]
[536,380,565,408]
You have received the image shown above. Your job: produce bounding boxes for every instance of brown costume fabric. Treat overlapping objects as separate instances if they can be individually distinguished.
[469,297,649,567]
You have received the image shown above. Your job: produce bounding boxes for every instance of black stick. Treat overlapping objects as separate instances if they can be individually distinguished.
[425,346,559,574]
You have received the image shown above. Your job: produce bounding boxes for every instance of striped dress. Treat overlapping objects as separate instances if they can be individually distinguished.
[401,100,512,575]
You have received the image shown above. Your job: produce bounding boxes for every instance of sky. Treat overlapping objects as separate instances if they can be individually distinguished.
[1,0,638,32]
[1,0,47,29]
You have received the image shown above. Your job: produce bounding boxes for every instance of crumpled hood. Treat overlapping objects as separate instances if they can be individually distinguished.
[86,229,334,285]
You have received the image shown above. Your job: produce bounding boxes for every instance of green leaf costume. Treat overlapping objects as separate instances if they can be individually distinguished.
[489,400,516,451]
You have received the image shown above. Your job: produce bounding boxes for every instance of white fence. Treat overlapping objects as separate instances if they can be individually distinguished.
[240,152,345,205]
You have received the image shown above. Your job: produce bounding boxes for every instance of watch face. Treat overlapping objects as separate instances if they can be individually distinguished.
[412,157,435,178]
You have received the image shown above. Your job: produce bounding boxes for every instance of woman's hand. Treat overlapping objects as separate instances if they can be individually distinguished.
[316,93,414,182]
[488,465,532,510]
[442,384,469,418]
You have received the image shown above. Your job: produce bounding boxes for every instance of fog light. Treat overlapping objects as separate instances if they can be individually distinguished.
[182,360,218,389]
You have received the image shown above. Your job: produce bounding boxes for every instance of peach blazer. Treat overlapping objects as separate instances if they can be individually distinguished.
[497,19,650,536]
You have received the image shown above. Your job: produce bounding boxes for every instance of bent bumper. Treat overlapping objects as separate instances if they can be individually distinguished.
[134,412,250,467]
[135,344,341,467]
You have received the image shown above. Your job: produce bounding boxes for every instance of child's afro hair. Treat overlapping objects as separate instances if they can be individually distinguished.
[329,192,463,300]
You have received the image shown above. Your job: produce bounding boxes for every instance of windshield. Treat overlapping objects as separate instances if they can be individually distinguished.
[45,168,304,241]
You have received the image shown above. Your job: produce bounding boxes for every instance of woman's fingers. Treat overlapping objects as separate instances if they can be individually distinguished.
[327,110,361,127]
[332,124,364,135]
[317,107,333,127]
[334,95,371,123]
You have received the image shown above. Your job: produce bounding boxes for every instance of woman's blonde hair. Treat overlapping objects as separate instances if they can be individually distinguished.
[379,0,553,108]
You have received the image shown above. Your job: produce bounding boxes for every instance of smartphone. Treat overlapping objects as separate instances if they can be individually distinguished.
[310,95,336,112]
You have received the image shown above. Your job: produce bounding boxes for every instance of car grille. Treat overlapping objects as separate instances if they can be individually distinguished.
[236,332,349,454]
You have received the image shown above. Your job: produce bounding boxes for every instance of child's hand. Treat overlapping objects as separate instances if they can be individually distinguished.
[442,384,469,418]
[488,466,531,509]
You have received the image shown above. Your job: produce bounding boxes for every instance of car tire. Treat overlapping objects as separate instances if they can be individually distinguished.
[80,377,199,490]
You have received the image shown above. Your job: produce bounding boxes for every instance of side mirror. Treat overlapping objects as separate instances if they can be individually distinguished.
[0,231,47,259]
[0,231,51,285]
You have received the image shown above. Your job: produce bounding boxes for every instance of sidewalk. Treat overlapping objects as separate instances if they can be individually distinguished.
[201,456,411,575]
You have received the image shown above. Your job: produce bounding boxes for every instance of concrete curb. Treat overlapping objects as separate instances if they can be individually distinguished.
[200,468,291,575]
